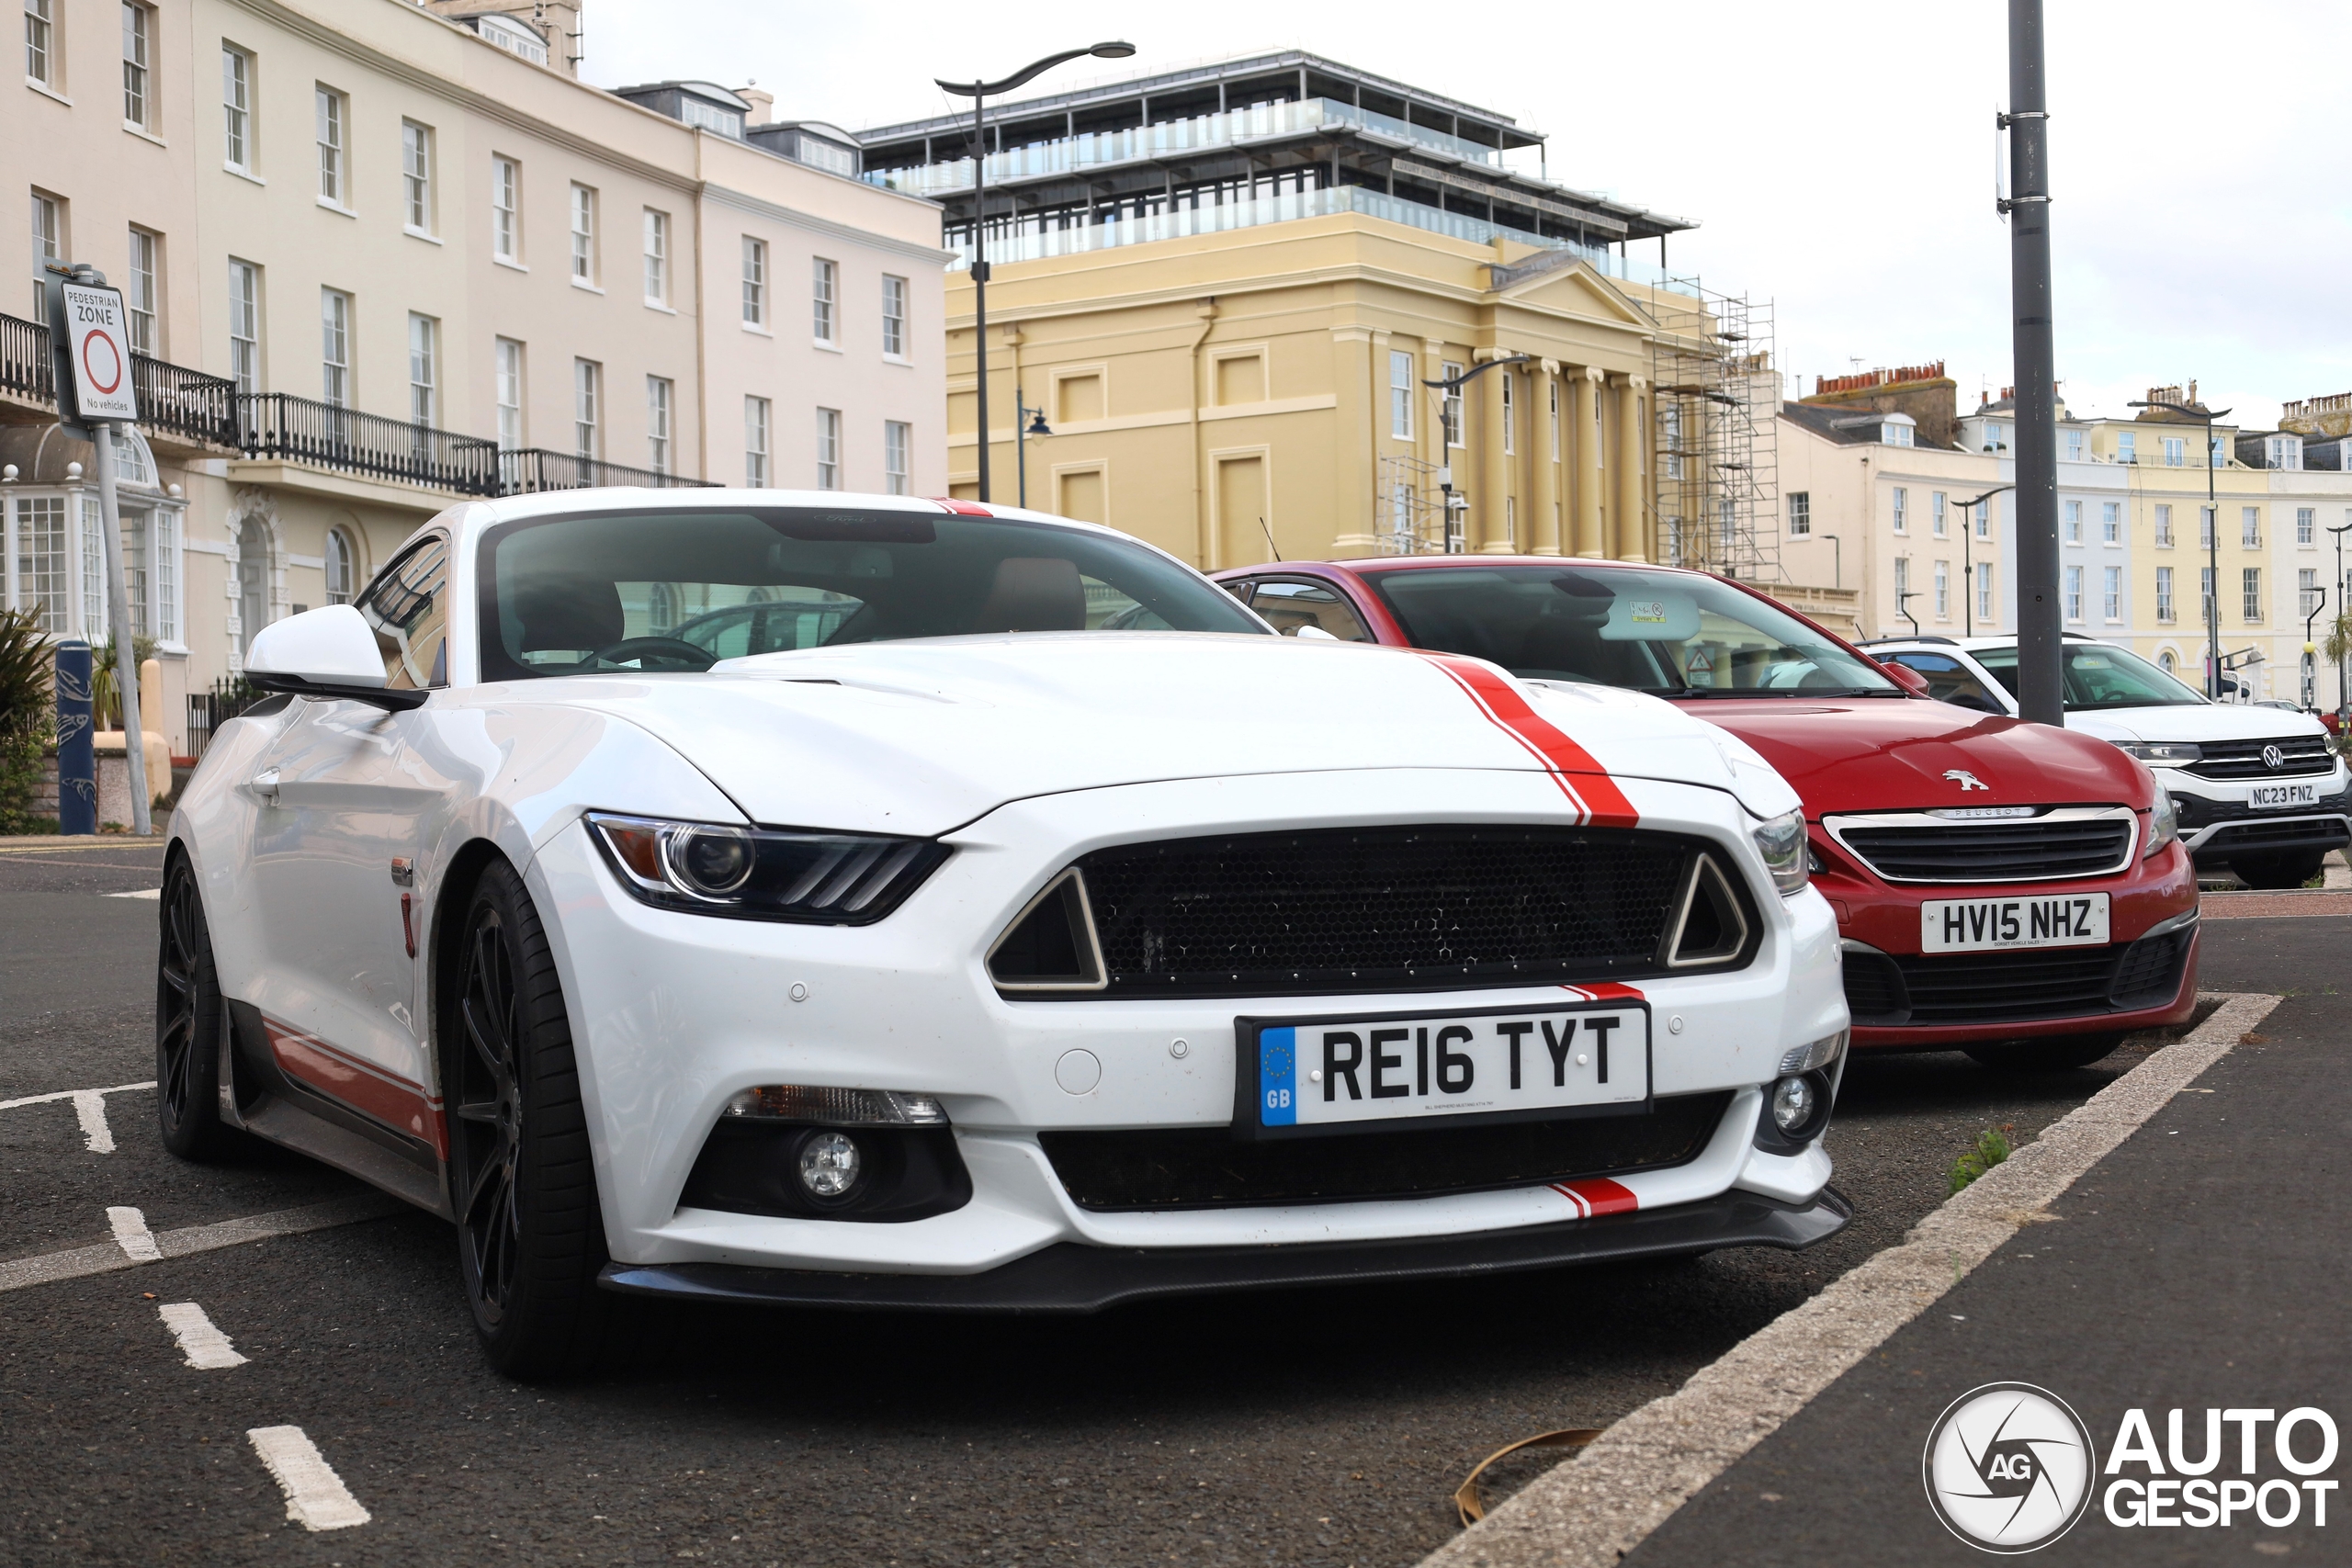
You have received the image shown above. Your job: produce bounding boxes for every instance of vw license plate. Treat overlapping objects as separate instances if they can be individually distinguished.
[2249,783,2320,810]
[1920,893,2109,953]
[1238,1001,1649,1137]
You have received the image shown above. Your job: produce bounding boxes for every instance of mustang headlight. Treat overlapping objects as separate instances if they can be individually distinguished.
[2120,741,2201,764]
[587,812,947,923]
[2144,783,2177,859]
[1751,807,1810,897]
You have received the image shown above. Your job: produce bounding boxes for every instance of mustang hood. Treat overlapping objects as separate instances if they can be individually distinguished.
[1697,697,2152,816]
[519,634,1788,837]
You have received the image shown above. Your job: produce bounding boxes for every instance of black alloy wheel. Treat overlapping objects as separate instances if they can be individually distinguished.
[1964,1032,2126,1073]
[446,860,628,1379]
[155,856,236,1158]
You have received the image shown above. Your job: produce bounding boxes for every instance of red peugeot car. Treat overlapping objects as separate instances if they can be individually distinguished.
[1212,557,2199,1070]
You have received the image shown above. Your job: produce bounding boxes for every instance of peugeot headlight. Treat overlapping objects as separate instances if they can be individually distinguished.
[1751,807,1810,897]
[2120,741,2201,764]
[588,812,948,923]
[2143,783,2177,859]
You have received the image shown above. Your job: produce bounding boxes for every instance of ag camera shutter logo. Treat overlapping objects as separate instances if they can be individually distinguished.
[1923,1382,2098,1552]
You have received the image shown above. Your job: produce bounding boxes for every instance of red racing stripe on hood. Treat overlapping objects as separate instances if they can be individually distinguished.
[1414,652,1638,827]
[1563,982,1645,1002]
[1555,1177,1639,1216]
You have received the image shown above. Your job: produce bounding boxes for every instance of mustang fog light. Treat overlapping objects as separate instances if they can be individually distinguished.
[1770,1075,1816,1134]
[723,1085,947,1125]
[1778,1028,1849,1077]
[797,1131,863,1199]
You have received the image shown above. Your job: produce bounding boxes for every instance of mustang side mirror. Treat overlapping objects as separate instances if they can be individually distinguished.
[1877,660,1932,696]
[244,604,428,712]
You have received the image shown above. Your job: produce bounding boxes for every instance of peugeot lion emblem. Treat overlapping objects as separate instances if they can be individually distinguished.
[2263,744,2286,771]
[1944,769,1991,792]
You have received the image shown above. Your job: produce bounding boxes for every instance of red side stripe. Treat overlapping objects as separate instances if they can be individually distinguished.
[265,1020,447,1159]
[1570,982,1645,1002]
[1562,1178,1639,1216]
[1414,652,1639,827]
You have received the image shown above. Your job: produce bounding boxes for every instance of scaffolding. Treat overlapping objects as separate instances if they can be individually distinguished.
[1645,280,1781,583]
[1373,452,1463,554]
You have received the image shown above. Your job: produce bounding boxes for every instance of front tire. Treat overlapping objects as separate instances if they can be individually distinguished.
[156,857,237,1159]
[1965,1032,2126,1073]
[2229,851,2324,890]
[446,860,625,1380]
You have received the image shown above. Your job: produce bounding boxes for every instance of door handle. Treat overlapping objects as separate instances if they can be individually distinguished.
[250,767,280,805]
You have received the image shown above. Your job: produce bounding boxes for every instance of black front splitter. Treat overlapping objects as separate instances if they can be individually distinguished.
[597,1186,1851,1314]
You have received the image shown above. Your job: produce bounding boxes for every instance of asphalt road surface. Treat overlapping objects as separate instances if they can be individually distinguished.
[0,840,2233,1567]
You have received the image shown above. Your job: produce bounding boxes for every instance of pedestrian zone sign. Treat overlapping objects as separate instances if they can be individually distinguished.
[58,282,139,423]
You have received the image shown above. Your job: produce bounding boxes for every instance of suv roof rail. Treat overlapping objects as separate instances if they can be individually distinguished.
[1858,635,1958,647]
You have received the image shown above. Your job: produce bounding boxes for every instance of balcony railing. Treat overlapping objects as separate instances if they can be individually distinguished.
[499,447,716,493]
[131,355,238,449]
[1,311,47,403]
[240,391,505,496]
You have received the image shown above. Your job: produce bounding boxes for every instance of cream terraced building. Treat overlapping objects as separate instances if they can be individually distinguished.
[4,0,944,755]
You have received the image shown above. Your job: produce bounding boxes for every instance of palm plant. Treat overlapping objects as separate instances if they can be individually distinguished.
[0,606,54,833]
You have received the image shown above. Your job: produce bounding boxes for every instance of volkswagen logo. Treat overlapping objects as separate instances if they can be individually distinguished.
[1922,1382,2097,1552]
[2263,744,2287,771]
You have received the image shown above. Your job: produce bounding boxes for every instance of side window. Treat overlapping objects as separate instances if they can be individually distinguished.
[358,535,451,690]
[1221,577,1258,605]
[1886,651,2003,714]
[1250,578,1374,641]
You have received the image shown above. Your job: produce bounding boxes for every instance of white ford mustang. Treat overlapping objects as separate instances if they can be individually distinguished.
[158,491,1850,1376]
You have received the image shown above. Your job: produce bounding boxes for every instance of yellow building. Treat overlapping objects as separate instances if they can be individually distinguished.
[861,52,1754,573]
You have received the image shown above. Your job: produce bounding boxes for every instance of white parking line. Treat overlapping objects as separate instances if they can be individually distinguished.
[0,1081,155,1154]
[0,1195,407,1294]
[247,1426,370,1531]
[105,887,163,900]
[106,1206,162,1263]
[157,1301,248,1369]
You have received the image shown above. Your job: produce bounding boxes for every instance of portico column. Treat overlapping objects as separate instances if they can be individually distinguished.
[1476,348,1510,553]
[1613,374,1648,560]
[1571,367,1604,558]
[1531,359,1562,555]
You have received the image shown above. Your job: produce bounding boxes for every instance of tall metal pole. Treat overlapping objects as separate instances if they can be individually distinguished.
[2204,414,2221,698]
[968,86,991,503]
[92,422,151,835]
[2005,0,2062,728]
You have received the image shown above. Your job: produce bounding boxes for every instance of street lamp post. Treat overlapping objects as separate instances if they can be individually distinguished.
[1955,484,2014,637]
[1014,390,1051,509]
[2330,519,2352,729]
[2130,397,2233,699]
[1820,533,1840,590]
[1421,355,1531,552]
[936,41,1135,504]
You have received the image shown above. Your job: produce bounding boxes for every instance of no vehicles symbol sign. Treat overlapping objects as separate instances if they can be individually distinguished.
[58,282,139,423]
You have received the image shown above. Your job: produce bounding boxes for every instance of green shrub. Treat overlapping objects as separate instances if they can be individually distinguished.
[0,606,52,835]
[90,632,159,732]
[1948,1128,2013,1195]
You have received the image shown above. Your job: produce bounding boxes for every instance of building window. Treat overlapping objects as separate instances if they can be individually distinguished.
[2103,565,2120,621]
[2243,507,2261,547]
[125,228,157,355]
[221,45,252,169]
[642,209,667,304]
[401,121,433,232]
[320,288,351,406]
[1934,559,1950,619]
[2298,506,2316,546]
[1883,420,1914,447]
[1441,362,1464,447]
[151,508,177,643]
[569,184,594,282]
[815,407,841,489]
[2064,565,2083,623]
[572,358,599,457]
[492,157,519,261]
[882,274,908,356]
[1976,561,1994,624]
[26,0,52,85]
[744,396,770,487]
[1500,372,1515,456]
[811,257,836,344]
[1891,487,1906,533]
[2156,566,2176,623]
[1786,491,1810,537]
[1894,556,1910,615]
[2117,430,2135,464]
[2268,435,2303,470]
[2154,503,2173,547]
[2200,507,2215,550]
[2159,649,2177,674]
[1389,351,1413,440]
[2063,499,2081,543]
[1657,396,1677,477]
[885,420,910,495]
[407,312,435,425]
[494,338,523,450]
[646,376,672,474]
[2301,568,2320,618]
[324,526,356,605]
[2243,568,2262,624]
[1975,499,1991,538]
[2164,436,2184,467]
[2210,435,2226,468]
[227,259,259,392]
[2201,565,2215,625]
[122,3,152,127]
[28,190,61,319]
[316,86,346,206]
[15,496,67,631]
[1928,491,1944,536]
[1932,494,1950,537]
[2102,502,2120,543]
[741,236,765,325]
[2064,428,2083,462]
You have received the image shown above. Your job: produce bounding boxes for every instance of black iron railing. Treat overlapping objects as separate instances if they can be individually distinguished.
[132,355,239,449]
[499,447,718,493]
[2,310,54,403]
[186,676,266,761]
[238,391,504,496]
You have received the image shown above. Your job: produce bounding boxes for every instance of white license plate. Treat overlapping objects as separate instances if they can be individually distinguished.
[1920,893,2109,953]
[1242,1002,1650,1135]
[2249,783,2320,810]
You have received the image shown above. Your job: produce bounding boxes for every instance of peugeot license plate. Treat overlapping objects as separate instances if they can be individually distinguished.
[1236,999,1649,1138]
[1920,893,2109,953]
[2249,783,2320,810]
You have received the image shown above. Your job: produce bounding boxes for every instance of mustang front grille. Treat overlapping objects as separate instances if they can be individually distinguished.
[989,825,1758,998]
[1827,808,2135,884]
[1037,1092,1733,1211]
[2184,737,2335,781]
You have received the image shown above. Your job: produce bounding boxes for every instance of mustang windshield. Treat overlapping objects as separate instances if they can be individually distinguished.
[477,507,1263,680]
[1364,566,1898,697]
[1973,643,2209,709]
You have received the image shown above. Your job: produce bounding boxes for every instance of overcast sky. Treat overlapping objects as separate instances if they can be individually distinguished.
[588,1,2351,431]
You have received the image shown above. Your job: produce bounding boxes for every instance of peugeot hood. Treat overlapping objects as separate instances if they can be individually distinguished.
[511,634,1797,836]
